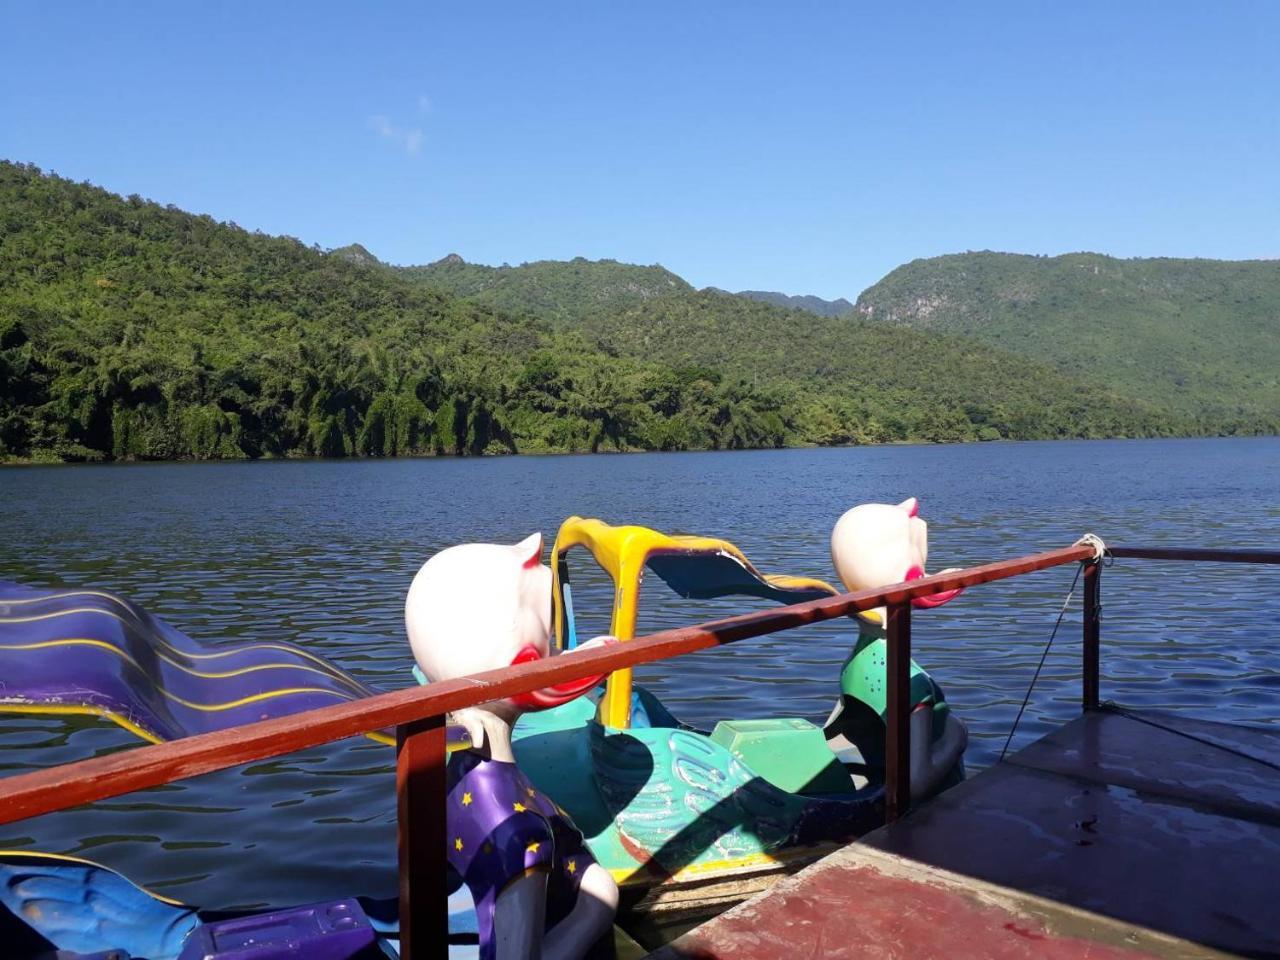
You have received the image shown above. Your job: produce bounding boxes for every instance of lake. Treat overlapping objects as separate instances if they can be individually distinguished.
[1,437,1277,909]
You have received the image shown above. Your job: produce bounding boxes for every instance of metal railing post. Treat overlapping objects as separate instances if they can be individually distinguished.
[397,714,448,960]
[1082,559,1101,710]
[885,602,912,823]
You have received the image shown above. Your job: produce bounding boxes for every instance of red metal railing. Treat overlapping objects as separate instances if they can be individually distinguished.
[1,543,1276,958]
[1080,546,1280,709]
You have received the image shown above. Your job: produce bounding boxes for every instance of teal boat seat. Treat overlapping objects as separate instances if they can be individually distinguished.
[710,718,852,795]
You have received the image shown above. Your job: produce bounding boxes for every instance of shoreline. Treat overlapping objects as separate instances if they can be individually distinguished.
[4,431,1274,468]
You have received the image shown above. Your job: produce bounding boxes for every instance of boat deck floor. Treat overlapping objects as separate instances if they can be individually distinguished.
[647,706,1280,959]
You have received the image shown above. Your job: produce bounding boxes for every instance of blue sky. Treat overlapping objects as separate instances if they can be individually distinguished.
[3,1,1278,299]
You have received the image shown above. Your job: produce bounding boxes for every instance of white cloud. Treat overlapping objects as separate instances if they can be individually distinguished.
[417,94,433,114]
[368,114,424,157]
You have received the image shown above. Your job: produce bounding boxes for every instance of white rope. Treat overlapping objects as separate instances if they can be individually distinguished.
[1074,533,1108,562]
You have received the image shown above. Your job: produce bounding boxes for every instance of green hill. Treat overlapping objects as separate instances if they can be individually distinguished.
[382,251,1272,442]
[854,252,1280,424]
[556,288,1188,445]
[733,290,854,317]
[396,253,692,325]
[0,162,795,460]
[0,162,1260,463]
[389,254,1207,442]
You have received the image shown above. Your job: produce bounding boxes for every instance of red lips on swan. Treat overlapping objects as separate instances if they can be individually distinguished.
[904,565,964,608]
[506,644,610,711]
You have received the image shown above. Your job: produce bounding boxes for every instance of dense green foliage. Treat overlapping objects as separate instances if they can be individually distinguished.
[733,289,853,317]
[552,289,1189,444]
[0,163,794,461]
[396,252,691,326]
[394,254,1240,444]
[0,163,1262,464]
[855,252,1280,427]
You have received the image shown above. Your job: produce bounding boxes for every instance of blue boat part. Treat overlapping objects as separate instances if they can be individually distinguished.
[0,851,199,960]
[561,582,578,650]
[175,899,376,960]
[0,851,481,960]
[512,691,881,886]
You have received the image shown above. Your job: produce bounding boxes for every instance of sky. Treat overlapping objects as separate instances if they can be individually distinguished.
[2,1,1278,300]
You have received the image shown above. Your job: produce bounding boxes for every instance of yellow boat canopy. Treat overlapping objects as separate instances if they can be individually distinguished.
[550,517,837,728]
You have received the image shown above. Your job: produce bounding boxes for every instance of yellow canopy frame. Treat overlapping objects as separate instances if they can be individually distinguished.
[550,516,836,728]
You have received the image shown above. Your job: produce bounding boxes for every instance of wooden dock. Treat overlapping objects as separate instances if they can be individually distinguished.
[648,706,1280,959]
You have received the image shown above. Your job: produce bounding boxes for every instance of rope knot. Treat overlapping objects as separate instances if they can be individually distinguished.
[1074,533,1108,562]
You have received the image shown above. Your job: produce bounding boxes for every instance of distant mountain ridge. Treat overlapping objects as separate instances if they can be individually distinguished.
[329,242,381,267]
[378,249,1175,440]
[341,248,854,321]
[337,244,1277,433]
[733,289,854,317]
[854,251,1280,420]
[393,253,691,325]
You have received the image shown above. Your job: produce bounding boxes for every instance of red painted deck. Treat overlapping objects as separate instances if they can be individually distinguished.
[649,708,1280,959]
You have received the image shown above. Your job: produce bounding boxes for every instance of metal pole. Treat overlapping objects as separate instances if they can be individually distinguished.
[885,602,912,823]
[397,714,448,960]
[1082,560,1101,711]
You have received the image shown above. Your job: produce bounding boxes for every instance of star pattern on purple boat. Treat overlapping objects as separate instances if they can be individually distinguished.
[445,749,599,960]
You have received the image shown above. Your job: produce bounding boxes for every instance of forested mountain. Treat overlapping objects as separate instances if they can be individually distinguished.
[387,249,1276,442]
[393,252,691,326]
[0,163,789,461]
[394,248,1279,431]
[733,290,854,317]
[552,288,1190,445]
[855,252,1280,423]
[0,162,1267,463]
[395,258,856,320]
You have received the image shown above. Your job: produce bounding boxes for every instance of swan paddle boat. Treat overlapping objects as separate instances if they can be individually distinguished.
[499,499,967,926]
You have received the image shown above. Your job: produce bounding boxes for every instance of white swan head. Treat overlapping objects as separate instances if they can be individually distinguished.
[406,532,610,719]
[406,531,551,686]
[831,497,962,627]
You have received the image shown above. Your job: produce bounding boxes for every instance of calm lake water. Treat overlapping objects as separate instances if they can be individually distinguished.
[1,437,1278,909]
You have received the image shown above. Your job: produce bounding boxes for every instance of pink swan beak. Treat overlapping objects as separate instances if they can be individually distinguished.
[506,643,610,711]
[904,565,964,609]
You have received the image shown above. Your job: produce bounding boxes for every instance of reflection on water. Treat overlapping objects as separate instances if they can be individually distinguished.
[1,437,1277,908]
